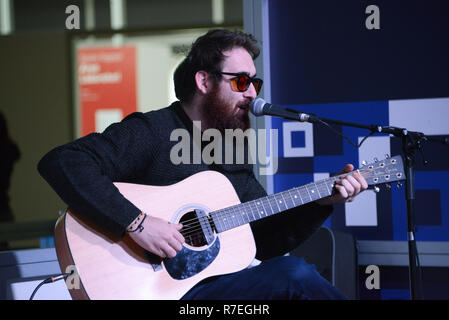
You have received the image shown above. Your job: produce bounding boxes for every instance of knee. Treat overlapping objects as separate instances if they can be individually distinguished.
[275,256,321,284]
[260,256,344,299]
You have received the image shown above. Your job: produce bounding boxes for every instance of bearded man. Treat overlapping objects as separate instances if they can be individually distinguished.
[38,29,367,299]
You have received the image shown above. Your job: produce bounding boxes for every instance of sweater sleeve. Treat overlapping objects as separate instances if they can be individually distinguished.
[37,113,156,237]
[242,170,334,261]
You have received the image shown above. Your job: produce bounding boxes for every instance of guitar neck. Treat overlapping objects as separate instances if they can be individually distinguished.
[208,153,406,233]
[210,174,341,233]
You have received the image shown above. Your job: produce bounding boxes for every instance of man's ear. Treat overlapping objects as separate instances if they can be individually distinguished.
[194,70,211,95]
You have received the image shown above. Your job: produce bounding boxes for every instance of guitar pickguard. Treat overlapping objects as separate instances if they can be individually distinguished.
[163,238,220,280]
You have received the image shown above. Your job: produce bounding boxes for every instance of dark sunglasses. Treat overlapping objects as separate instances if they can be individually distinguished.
[214,71,263,95]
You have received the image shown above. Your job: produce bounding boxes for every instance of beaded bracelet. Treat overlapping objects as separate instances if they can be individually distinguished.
[127,212,147,233]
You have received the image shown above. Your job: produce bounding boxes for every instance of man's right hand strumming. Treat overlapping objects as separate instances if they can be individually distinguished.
[127,214,185,258]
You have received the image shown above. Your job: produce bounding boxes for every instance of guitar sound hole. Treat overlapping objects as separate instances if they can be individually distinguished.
[179,211,209,247]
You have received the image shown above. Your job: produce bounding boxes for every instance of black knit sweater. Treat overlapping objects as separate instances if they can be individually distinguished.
[38,102,332,260]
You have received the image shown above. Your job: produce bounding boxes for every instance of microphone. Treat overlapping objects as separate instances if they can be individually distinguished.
[250,98,316,123]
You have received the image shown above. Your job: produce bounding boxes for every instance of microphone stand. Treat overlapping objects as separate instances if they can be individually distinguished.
[287,110,448,300]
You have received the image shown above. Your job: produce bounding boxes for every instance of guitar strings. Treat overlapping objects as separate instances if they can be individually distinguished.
[179,170,372,239]
[177,169,376,239]
[178,158,397,234]
[179,169,375,238]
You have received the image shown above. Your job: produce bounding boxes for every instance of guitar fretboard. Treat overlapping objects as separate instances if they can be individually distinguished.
[210,176,339,233]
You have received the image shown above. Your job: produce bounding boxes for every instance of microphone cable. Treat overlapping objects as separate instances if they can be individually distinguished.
[29,272,72,300]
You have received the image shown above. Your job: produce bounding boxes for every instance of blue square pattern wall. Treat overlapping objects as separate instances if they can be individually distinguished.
[265,0,449,299]
[270,98,449,241]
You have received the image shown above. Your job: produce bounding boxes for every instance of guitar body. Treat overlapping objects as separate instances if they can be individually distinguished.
[54,171,256,300]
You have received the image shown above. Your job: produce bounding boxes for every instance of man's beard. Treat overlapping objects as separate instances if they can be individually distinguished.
[202,86,251,133]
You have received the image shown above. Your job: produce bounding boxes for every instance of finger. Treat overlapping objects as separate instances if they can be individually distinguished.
[150,245,166,258]
[334,184,348,199]
[175,223,183,230]
[168,237,183,252]
[148,241,166,258]
[338,179,355,197]
[161,244,177,258]
[353,171,368,190]
[169,223,184,243]
[337,163,354,175]
[173,230,185,244]
[345,175,361,195]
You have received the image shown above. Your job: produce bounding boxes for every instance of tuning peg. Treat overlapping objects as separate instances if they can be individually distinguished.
[361,160,367,166]
[385,184,391,190]
[385,154,390,159]
[374,157,378,163]
[374,186,380,193]
[397,182,403,188]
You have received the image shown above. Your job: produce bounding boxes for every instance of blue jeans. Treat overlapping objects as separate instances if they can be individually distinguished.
[181,256,347,300]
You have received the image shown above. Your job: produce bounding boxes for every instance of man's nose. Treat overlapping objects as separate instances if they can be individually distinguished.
[243,82,257,100]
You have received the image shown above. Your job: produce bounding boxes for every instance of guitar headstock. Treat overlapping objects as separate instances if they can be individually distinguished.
[359,155,405,191]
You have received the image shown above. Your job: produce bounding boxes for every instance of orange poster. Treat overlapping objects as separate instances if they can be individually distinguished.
[77,46,137,137]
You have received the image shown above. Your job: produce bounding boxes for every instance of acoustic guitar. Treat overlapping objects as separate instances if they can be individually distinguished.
[54,155,405,299]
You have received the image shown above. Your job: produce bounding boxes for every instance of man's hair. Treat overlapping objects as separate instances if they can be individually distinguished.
[173,29,260,103]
